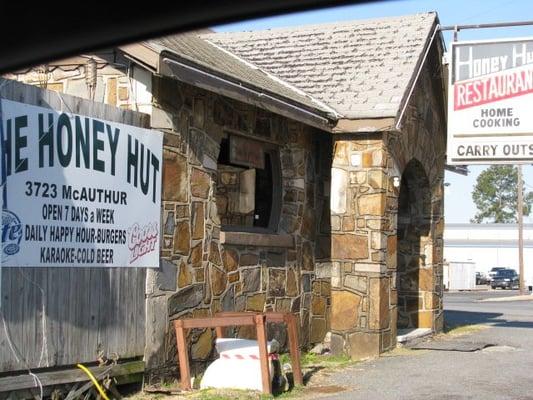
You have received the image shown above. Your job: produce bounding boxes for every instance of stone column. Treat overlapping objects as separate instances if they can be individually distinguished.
[329,135,394,359]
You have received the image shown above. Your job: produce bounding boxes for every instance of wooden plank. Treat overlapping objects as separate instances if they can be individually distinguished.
[21,269,36,365]
[215,311,286,323]
[55,268,71,366]
[46,267,61,367]
[8,269,25,370]
[0,360,144,392]
[32,268,48,368]
[254,314,271,394]
[122,269,132,357]
[76,268,92,365]
[114,268,124,356]
[107,269,119,357]
[67,268,81,364]
[178,315,256,329]
[285,313,303,386]
[130,269,146,358]
[87,268,103,364]
[117,268,129,357]
[97,269,112,360]
[135,269,146,356]
[174,322,191,391]
[0,269,15,371]
[80,268,93,363]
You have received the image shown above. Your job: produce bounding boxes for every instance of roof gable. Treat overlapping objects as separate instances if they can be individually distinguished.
[203,13,438,119]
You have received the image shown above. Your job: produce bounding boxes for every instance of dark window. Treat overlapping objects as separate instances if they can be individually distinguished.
[254,153,273,228]
[216,136,280,231]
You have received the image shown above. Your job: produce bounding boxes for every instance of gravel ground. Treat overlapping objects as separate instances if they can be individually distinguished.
[316,290,533,400]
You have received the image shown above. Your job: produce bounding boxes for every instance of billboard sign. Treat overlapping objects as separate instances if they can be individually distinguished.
[1,99,163,267]
[448,37,533,164]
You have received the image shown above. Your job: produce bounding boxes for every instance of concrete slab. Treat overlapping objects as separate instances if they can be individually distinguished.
[478,294,533,302]
[396,328,432,344]
[409,340,493,352]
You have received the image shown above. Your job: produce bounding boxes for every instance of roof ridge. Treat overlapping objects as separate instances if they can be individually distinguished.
[202,36,341,118]
[205,12,436,36]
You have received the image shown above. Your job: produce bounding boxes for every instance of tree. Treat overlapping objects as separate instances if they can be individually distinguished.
[471,165,533,223]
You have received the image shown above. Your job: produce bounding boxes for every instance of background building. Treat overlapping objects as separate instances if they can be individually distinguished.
[444,223,533,287]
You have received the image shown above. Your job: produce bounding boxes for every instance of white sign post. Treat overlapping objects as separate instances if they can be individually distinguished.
[1,99,163,267]
[448,37,533,165]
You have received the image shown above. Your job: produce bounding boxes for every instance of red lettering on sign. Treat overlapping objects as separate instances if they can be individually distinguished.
[454,66,533,110]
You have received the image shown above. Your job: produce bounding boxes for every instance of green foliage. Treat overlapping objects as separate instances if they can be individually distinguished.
[471,165,533,223]
[279,352,352,368]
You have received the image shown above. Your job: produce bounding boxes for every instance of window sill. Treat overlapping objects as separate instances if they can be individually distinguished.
[220,231,294,248]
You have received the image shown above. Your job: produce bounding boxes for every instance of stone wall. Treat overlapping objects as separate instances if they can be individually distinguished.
[328,42,446,359]
[145,75,332,381]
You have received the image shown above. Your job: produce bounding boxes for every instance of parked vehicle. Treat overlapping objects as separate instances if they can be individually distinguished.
[476,272,489,285]
[488,267,507,283]
[491,269,519,290]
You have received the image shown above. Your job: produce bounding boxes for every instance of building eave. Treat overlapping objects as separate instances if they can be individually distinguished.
[331,117,396,134]
[120,41,338,132]
[159,53,337,132]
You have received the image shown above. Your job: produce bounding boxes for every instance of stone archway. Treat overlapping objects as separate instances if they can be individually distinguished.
[396,159,432,330]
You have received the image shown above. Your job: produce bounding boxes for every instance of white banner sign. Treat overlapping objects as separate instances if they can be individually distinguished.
[448,37,533,165]
[1,99,163,267]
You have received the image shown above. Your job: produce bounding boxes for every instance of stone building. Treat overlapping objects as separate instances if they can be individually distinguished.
[7,12,447,376]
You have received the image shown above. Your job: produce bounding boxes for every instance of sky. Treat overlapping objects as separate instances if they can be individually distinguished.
[214,0,533,223]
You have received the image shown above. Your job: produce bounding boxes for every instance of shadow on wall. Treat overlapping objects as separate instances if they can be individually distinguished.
[396,159,431,330]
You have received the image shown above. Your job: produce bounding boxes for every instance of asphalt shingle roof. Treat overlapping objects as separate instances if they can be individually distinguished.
[147,34,336,117]
[202,13,438,119]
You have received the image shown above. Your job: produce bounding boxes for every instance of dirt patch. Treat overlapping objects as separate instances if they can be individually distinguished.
[441,323,489,337]
[304,385,346,394]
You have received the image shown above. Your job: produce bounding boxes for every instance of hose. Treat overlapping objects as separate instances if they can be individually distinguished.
[76,363,111,400]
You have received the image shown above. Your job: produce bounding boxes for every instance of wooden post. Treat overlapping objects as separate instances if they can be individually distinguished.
[173,320,191,391]
[254,314,271,394]
[518,165,526,295]
[285,314,303,386]
[215,326,224,338]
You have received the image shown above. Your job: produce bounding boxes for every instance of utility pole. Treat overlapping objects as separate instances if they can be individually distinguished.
[517,165,525,295]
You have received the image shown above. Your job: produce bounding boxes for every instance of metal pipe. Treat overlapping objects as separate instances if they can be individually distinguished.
[441,20,533,31]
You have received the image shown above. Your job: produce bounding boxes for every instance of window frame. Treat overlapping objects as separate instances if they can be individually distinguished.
[217,132,282,234]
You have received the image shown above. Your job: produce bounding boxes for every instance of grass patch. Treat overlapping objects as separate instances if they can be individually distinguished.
[279,352,353,369]
[128,352,354,400]
[179,386,306,400]
[442,322,488,337]
[192,388,263,400]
